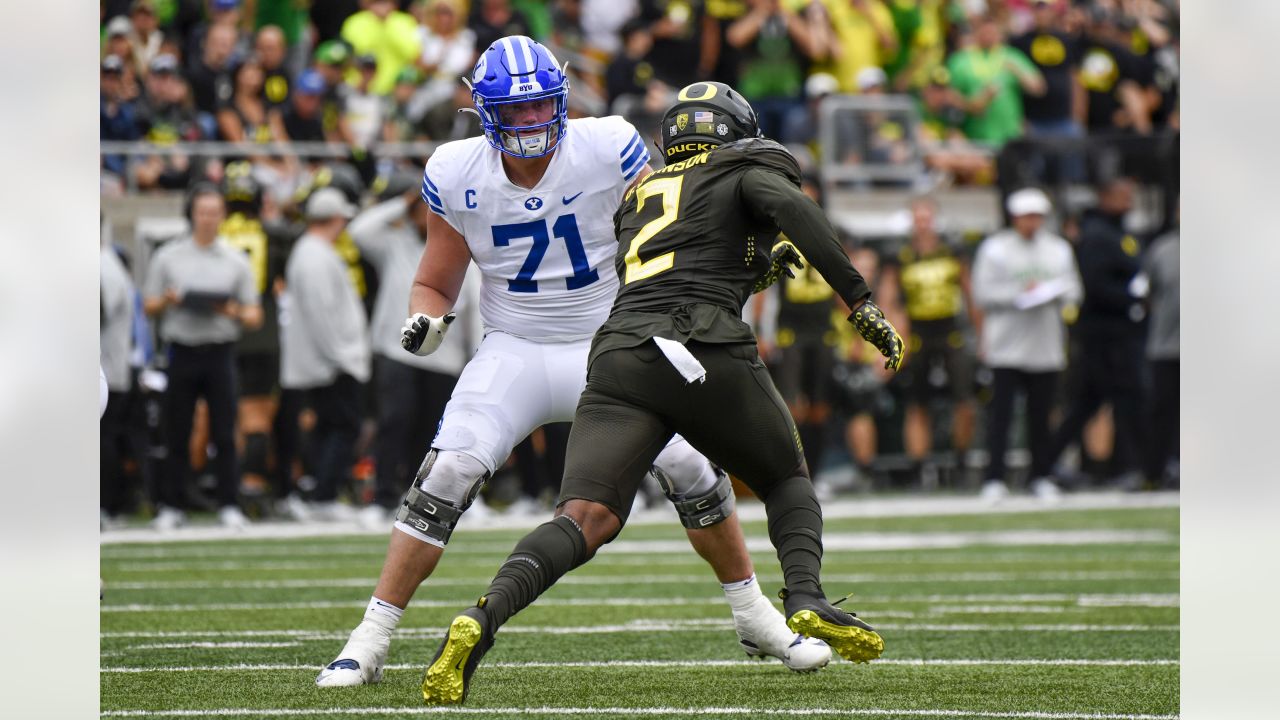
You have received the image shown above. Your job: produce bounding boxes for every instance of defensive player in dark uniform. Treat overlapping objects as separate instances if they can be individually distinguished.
[418,81,905,705]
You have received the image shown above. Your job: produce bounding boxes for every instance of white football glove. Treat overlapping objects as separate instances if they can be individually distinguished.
[401,312,456,357]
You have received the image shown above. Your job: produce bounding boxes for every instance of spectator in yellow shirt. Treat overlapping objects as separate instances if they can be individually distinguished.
[819,0,898,94]
[341,0,423,95]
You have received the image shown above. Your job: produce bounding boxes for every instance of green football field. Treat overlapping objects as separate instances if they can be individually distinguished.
[100,495,1179,719]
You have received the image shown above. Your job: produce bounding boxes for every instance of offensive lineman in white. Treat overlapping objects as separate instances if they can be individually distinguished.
[316,36,829,688]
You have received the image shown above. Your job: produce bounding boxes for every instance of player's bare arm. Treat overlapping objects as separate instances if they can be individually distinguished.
[409,211,472,317]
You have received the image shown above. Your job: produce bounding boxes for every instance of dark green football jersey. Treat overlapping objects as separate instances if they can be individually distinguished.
[590,138,871,364]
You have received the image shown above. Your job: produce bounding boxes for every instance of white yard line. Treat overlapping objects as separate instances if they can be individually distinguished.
[99,706,1179,719]
[100,530,1176,560]
[99,592,1178,614]
[105,570,1177,591]
[105,551,1179,573]
[99,491,1178,545]
[101,658,1180,674]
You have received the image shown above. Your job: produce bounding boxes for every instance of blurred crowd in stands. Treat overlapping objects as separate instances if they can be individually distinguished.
[100,0,1180,529]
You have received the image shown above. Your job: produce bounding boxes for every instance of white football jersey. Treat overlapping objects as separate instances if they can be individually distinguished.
[420,116,651,341]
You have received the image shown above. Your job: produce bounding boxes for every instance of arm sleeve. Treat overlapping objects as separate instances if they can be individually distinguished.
[347,197,407,266]
[1059,246,1084,307]
[1009,47,1039,76]
[235,256,259,306]
[616,122,652,184]
[142,249,167,299]
[739,167,870,309]
[420,154,461,234]
[970,239,1021,311]
[1079,238,1135,311]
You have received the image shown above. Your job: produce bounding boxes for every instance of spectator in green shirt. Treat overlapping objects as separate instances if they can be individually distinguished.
[945,14,1045,148]
[341,0,423,95]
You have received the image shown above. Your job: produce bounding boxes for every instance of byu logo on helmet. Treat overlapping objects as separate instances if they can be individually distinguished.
[466,36,570,159]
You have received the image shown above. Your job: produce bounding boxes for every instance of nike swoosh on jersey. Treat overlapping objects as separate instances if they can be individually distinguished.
[562,191,584,205]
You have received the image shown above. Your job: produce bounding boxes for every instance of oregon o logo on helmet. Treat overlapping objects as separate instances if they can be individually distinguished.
[678,83,718,102]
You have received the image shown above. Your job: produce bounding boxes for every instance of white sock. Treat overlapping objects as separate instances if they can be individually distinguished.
[364,597,403,632]
[721,574,764,613]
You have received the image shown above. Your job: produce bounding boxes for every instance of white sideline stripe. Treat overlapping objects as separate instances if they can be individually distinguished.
[101,528,1176,555]
[121,642,302,650]
[100,658,1180,674]
[99,489,1179,545]
[99,706,1179,719]
[106,551,1180,573]
[99,593,1178,613]
[105,571,1178,591]
[96,604,1174,639]
[94,614,1172,630]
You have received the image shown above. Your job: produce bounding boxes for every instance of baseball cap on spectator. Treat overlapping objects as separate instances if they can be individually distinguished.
[306,187,357,220]
[857,66,887,93]
[314,40,350,66]
[1007,188,1052,217]
[106,16,133,38]
[150,54,179,75]
[356,53,378,71]
[212,0,240,10]
[102,55,125,74]
[805,72,839,99]
[296,69,326,95]
[396,67,421,86]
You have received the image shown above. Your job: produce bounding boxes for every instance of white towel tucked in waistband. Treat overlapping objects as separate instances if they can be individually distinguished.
[652,336,707,384]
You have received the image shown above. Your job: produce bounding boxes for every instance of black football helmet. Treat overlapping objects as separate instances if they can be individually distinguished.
[221,160,263,216]
[659,81,761,163]
[371,168,422,203]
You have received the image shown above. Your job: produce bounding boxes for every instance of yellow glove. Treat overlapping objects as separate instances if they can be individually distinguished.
[848,299,905,371]
[752,240,805,294]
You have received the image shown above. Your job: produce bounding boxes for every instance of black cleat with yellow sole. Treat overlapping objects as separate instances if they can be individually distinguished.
[421,606,493,705]
[779,588,884,663]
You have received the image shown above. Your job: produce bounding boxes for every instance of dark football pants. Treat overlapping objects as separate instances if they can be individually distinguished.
[162,342,240,509]
[307,373,364,503]
[985,367,1059,483]
[372,355,457,510]
[559,340,808,524]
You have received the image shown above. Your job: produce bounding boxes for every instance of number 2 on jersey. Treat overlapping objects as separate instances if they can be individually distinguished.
[492,214,599,293]
[624,175,683,285]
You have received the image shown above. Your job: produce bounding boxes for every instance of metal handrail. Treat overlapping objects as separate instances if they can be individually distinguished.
[816,93,925,188]
[99,140,442,158]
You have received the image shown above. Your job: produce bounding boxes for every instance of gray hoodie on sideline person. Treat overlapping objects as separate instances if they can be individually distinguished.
[279,232,372,389]
[346,196,482,374]
[971,227,1083,371]
[1142,229,1179,362]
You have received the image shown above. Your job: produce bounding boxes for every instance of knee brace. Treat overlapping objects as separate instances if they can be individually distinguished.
[651,464,736,530]
[394,449,490,546]
[242,432,269,477]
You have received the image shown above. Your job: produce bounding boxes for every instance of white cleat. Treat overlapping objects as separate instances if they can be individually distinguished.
[218,505,251,530]
[151,505,186,532]
[1030,477,1063,503]
[277,493,313,522]
[734,595,832,672]
[311,501,358,523]
[980,479,1010,505]
[357,504,392,530]
[316,621,391,687]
